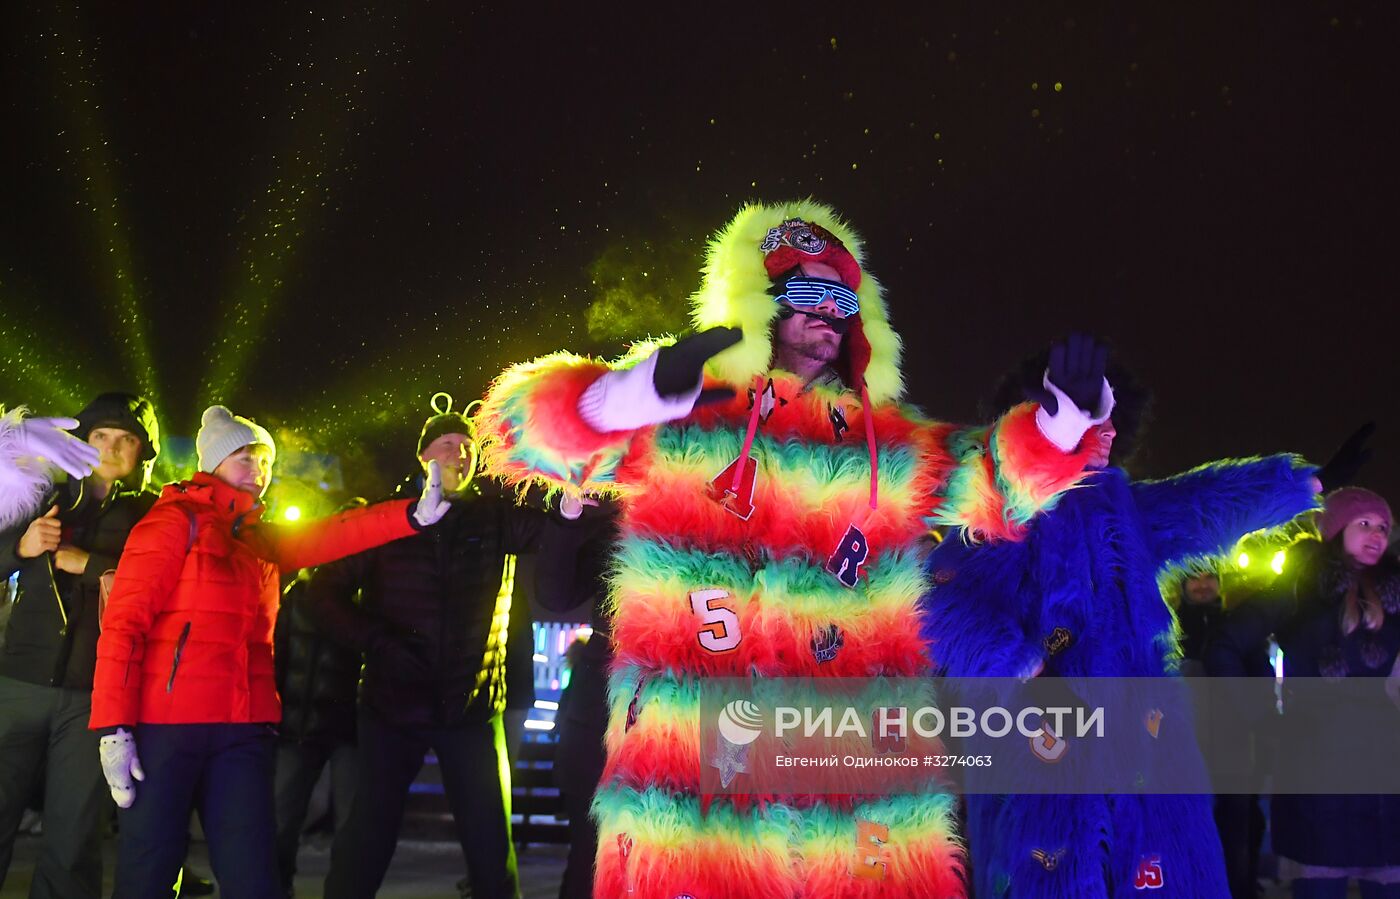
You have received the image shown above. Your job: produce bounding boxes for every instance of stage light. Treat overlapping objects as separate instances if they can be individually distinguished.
[1236,552,1250,569]
[283,506,302,522]
[1270,550,1286,575]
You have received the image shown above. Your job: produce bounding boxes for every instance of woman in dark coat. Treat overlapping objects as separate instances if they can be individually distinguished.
[1208,487,1400,898]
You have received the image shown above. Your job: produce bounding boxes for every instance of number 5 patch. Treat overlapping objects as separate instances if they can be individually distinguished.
[1133,855,1164,890]
[690,589,741,653]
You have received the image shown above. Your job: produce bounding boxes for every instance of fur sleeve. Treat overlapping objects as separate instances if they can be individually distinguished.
[929,402,1097,543]
[1131,454,1320,572]
[0,406,56,532]
[475,351,648,498]
[919,534,1045,677]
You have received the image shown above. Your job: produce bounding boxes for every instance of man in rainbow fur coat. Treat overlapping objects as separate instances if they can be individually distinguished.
[475,200,1115,899]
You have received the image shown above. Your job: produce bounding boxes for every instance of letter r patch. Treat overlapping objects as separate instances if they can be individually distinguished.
[825,524,870,588]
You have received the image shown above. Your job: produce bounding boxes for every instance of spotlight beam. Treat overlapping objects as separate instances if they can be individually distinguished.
[44,5,162,410]
[199,9,397,405]
[0,292,103,409]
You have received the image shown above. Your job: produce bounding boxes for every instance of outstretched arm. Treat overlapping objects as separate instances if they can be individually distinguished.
[928,399,1103,542]
[1131,455,1320,571]
[249,499,417,573]
[475,329,740,498]
[928,335,1114,543]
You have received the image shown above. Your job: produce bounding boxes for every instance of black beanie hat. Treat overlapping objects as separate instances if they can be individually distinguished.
[73,392,161,461]
[417,393,474,456]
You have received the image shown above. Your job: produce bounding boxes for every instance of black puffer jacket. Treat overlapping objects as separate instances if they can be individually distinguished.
[0,478,157,689]
[274,573,361,744]
[304,490,588,728]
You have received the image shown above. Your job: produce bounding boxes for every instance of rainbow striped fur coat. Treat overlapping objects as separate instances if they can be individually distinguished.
[475,201,1103,899]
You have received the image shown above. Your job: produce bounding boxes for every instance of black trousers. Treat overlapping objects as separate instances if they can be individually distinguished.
[1214,794,1264,899]
[0,677,106,899]
[553,714,605,899]
[273,737,357,892]
[323,706,516,899]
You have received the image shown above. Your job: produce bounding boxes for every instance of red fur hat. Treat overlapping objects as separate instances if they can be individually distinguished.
[760,219,863,289]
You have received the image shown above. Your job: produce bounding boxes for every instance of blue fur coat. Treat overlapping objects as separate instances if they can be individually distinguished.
[921,456,1318,898]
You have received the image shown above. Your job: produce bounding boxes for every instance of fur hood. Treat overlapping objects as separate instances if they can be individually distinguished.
[690,199,905,404]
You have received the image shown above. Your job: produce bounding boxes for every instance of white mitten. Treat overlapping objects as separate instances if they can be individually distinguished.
[412,460,449,527]
[98,727,145,808]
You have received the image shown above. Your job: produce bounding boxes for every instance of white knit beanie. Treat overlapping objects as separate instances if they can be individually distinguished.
[197,405,276,473]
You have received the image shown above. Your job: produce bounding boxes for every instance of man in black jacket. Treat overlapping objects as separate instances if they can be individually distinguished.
[0,393,159,899]
[306,403,593,899]
[272,501,367,897]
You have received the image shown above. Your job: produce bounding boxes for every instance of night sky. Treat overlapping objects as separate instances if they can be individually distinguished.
[3,4,1396,504]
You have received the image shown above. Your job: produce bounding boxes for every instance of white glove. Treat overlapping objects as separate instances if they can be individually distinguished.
[15,416,101,479]
[558,493,600,520]
[413,460,449,527]
[1033,374,1115,453]
[577,350,704,432]
[99,727,145,808]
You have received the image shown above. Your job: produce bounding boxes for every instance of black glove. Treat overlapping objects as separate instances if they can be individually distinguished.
[1316,421,1376,492]
[368,634,434,682]
[1029,333,1109,416]
[652,327,742,400]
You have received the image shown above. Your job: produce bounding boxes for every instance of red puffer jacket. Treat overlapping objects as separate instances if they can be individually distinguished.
[90,472,415,729]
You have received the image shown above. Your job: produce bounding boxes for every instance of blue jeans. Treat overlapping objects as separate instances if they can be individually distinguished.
[112,723,279,899]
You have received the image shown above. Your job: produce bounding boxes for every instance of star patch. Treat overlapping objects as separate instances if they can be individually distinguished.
[811,624,845,663]
[1031,847,1067,871]
[747,379,784,424]
[712,733,751,788]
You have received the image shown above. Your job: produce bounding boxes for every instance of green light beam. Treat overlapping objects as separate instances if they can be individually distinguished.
[199,8,399,406]
[44,5,162,410]
[0,288,104,410]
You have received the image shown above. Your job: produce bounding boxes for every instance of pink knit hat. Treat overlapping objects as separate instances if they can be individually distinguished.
[1319,487,1393,541]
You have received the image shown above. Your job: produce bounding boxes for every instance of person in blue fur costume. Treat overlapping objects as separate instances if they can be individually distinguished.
[920,357,1322,898]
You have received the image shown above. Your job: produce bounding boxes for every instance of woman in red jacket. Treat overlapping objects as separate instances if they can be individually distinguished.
[90,405,447,899]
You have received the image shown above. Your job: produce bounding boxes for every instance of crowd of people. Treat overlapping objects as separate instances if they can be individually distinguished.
[0,199,1395,898]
